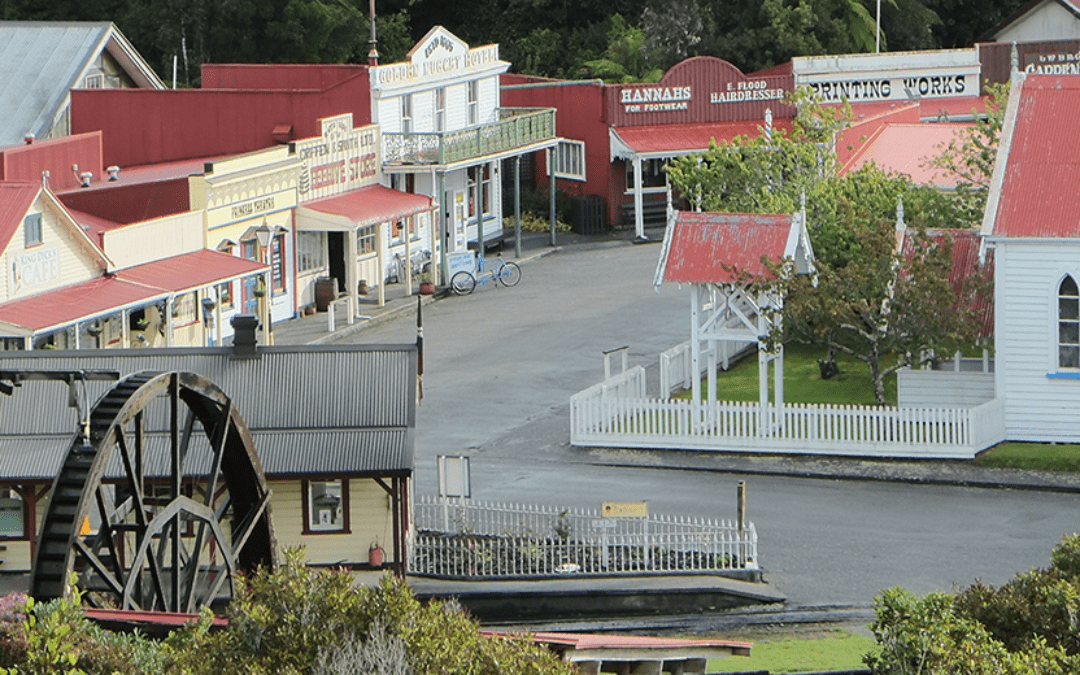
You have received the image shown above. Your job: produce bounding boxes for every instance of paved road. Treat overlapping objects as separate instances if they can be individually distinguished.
[346,242,1079,614]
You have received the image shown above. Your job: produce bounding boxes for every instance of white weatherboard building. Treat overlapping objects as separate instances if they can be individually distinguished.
[369,27,559,281]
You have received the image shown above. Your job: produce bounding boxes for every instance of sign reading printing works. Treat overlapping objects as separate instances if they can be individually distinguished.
[295,113,381,201]
[793,50,981,103]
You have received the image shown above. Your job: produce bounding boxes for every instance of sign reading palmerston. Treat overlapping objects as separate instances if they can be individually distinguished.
[609,56,794,126]
[793,50,981,103]
[295,113,381,201]
[370,26,504,89]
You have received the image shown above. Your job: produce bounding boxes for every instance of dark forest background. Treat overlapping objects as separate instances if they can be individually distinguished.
[1,0,1027,85]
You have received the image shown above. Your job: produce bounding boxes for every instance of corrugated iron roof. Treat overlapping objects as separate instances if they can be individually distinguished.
[611,120,793,157]
[0,22,113,146]
[990,75,1080,238]
[482,630,752,658]
[660,211,797,284]
[115,249,268,292]
[901,227,995,338]
[297,185,434,229]
[841,123,971,187]
[0,181,40,253]
[0,276,168,332]
[0,346,417,480]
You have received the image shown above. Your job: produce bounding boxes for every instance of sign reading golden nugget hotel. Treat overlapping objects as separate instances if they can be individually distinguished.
[295,113,381,201]
[370,26,501,90]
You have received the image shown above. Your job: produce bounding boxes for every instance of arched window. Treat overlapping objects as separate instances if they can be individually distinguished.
[1059,276,1080,368]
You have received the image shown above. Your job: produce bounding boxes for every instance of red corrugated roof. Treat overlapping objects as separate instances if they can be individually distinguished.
[902,227,995,337]
[300,184,434,227]
[992,75,1080,237]
[0,250,267,331]
[662,211,795,283]
[612,120,793,155]
[482,630,752,657]
[0,182,40,253]
[841,96,986,122]
[841,123,971,187]
[0,276,166,331]
[115,249,267,291]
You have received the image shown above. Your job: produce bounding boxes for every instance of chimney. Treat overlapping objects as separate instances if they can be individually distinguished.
[107,166,120,181]
[24,133,34,145]
[79,171,93,188]
[230,314,260,359]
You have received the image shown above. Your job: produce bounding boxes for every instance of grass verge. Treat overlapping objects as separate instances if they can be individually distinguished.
[708,627,877,673]
[976,442,1080,473]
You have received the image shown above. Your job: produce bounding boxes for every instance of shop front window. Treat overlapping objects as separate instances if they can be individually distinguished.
[467,165,491,221]
[625,158,668,192]
[271,233,286,293]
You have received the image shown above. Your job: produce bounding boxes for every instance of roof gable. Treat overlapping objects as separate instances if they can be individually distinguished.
[0,22,163,147]
[985,74,1080,238]
[0,181,42,252]
[655,211,813,286]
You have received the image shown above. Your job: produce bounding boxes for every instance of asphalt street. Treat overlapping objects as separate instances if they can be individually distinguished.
[344,240,1080,618]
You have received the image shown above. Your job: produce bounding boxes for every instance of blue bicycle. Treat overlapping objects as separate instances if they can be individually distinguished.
[451,253,522,295]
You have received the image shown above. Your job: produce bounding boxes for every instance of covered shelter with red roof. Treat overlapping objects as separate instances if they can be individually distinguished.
[653,208,814,413]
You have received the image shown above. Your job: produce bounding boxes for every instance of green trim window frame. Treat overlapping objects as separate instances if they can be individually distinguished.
[1059,275,1080,369]
[24,213,42,247]
[302,479,350,534]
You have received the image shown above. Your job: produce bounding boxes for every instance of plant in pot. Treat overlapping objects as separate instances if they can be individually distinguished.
[87,322,103,338]
[417,272,435,295]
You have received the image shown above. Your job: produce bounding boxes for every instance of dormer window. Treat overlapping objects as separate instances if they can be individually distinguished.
[1059,275,1079,368]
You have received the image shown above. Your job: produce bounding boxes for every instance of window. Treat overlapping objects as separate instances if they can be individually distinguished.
[24,213,42,247]
[84,74,104,88]
[467,164,491,220]
[553,140,586,181]
[467,81,479,126]
[0,489,23,537]
[357,225,376,255]
[271,233,286,293]
[401,94,413,134]
[304,479,349,533]
[625,158,668,192]
[297,232,324,273]
[435,87,446,132]
[1060,276,1080,369]
[216,282,234,310]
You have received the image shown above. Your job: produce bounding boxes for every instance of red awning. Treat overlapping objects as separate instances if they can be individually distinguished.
[296,184,434,231]
[0,276,168,332]
[0,250,268,332]
[115,249,267,292]
[611,120,792,158]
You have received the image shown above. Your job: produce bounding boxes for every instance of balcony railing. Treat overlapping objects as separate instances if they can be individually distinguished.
[383,108,556,166]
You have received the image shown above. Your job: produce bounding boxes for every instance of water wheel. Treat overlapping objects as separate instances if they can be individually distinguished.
[30,371,275,612]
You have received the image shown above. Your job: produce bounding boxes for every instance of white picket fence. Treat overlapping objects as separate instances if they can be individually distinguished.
[571,366,1006,459]
[409,496,757,579]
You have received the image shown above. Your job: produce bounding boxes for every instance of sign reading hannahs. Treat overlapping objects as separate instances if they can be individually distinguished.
[621,86,691,113]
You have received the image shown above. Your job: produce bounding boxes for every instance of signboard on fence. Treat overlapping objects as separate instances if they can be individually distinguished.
[438,455,471,498]
[601,501,648,518]
[448,251,475,277]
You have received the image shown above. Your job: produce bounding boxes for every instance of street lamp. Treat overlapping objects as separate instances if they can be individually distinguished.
[253,222,273,344]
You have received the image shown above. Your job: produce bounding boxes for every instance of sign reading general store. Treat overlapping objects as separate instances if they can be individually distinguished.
[294,113,381,201]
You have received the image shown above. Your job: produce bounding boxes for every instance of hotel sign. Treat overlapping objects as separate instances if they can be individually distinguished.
[371,27,501,89]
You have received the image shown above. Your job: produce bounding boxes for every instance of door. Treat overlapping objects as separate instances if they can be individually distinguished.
[328,232,345,293]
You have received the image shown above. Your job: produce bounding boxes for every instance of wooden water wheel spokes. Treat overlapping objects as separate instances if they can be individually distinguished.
[31,371,275,612]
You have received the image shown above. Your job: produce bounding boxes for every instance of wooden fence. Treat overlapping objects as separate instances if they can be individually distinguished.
[410,497,757,579]
[571,367,1006,459]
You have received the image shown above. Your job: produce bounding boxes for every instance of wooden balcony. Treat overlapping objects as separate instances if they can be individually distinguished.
[383,107,556,167]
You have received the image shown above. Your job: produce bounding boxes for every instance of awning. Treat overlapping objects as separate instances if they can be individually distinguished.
[610,120,793,161]
[0,250,268,333]
[115,249,268,292]
[295,185,434,232]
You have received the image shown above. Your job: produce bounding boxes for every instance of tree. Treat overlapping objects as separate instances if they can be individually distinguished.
[866,535,1080,675]
[580,14,664,82]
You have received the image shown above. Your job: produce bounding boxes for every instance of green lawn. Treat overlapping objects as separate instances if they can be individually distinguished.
[977,442,1080,473]
[675,343,898,407]
[708,628,878,673]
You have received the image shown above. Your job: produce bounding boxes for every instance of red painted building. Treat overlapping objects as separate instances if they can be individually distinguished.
[502,57,795,236]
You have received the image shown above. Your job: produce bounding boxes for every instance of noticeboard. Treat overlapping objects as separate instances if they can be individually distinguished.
[601,501,648,518]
